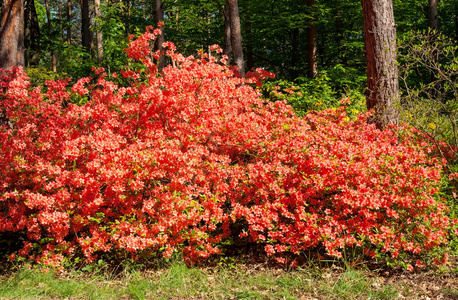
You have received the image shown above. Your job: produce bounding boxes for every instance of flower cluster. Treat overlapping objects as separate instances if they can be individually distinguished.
[0,30,455,267]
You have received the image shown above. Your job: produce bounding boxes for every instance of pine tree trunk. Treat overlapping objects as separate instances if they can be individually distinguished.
[0,0,25,70]
[67,0,72,43]
[226,0,244,77]
[94,0,103,63]
[306,0,317,78]
[153,0,165,72]
[58,0,63,40]
[223,5,232,59]
[362,0,399,129]
[24,0,40,66]
[45,0,56,72]
[428,0,438,32]
[81,0,91,54]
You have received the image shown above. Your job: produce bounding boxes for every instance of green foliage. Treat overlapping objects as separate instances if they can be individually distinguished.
[262,73,366,117]
[98,2,131,72]
[25,67,69,87]
[398,30,458,155]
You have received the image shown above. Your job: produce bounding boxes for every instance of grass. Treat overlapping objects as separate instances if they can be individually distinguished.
[0,259,420,300]
[0,252,457,300]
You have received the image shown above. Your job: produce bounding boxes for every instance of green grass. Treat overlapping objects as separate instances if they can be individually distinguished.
[0,260,413,300]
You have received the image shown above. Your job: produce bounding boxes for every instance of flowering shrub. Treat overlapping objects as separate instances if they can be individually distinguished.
[0,27,456,268]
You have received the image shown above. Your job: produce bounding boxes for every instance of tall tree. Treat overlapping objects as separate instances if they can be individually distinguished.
[81,0,91,54]
[0,0,25,70]
[24,0,40,66]
[44,0,57,72]
[67,0,72,43]
[362,0,399,128]
[58,0,63,40]
[94,0,103,63]
[153,0,165,72]
[223,4,232,59]
[428,0,438,31]
[306,0,317,78]
[226,0,245,77]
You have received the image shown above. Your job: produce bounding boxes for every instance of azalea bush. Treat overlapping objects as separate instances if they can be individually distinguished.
[0,27,456,270]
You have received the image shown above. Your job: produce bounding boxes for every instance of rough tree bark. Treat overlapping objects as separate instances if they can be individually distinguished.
[0,0,25,70]
[306,0,317,78]
[226,0,245,77]
[153,0,165,72]
[361,0,399,129]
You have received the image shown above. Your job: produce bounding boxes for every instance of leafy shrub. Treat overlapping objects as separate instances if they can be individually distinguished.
[0,27,456,269]
[262,74,366,117]
[398,30,458,162]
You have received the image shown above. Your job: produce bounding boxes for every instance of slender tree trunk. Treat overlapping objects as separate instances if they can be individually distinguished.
[81,0,91,54]
[153,0,165,72]
[428,0,439,88]
[306,0,317,78]
[226,0,244,77]
[0,0,25,70]
[94,0,103,63]
[58,0,63,40]
[428,0,438,32]
[67,0,72,43]
[223,5,232,59]
[44,0,56,72]
[24,0,40,66]
[361,0,399,129]
[142,0,146,19]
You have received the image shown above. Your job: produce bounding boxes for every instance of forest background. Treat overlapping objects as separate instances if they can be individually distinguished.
[16,0,458,95]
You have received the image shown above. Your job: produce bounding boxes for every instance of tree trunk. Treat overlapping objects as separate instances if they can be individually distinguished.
[428,0,438,32]
[223,5,232,59]
[94,0,103,63]
[81,0,91,53]
[44,0,56,72]
[67,0,72,43]
[0,0,25,70]
[306,0,317,78]
[24,0,40,66]
[58,0,63,40]
[153,0,165,72]
[428,0,439,88]
[226,0,245,77]
[361,0,399,129]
